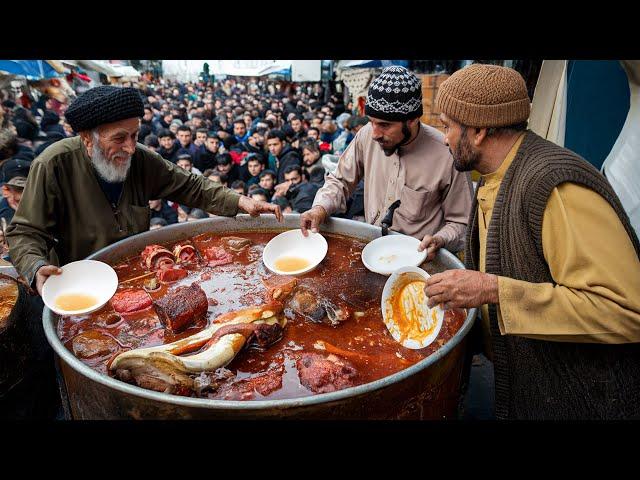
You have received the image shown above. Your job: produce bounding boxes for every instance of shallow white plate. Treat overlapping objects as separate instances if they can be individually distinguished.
[263,229,328,276]
[42,260,118,316]
[361,234,427,276]
[381,266,444,349]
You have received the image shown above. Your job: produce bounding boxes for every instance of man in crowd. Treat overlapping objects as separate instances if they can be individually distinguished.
[423,64,640,420]
[301,66,472,260]
[0,175,26,224]
[194,132,220,172]
[176,153,202,175]
[230,180,246,195]
[233,119,249,143]
[215,152,240,184]
[176,124,199,158]
[258,169,277,198]
[245,153,264,187]
[266,129,302,184]
[157,128,181,163]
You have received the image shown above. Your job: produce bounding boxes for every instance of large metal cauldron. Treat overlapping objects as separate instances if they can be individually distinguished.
[43,215,477,420]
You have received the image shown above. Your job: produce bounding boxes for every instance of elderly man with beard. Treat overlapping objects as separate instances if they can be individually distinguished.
[423,64,640,420]
[300,66,472,259]
[7,86,281,296]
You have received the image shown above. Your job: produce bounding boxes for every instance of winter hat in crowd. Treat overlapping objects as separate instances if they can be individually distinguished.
[14,119,38,141]
[1,157,31,184]
[65,85,144,132]
[365,66,423,122]
[435,63,530,128]
[40,110,60,130]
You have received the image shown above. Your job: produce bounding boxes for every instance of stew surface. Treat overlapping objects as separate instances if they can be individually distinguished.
[57,231,465,400]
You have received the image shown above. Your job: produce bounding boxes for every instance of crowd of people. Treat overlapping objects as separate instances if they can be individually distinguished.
[0,75,371,247]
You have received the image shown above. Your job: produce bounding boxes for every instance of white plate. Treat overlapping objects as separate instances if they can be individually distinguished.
[262,229,328,276]
[381,266,444,349]
[42,260,118,316]
[361,234,427,276]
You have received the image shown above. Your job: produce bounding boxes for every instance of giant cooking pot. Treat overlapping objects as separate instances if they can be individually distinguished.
[43,215,477,420]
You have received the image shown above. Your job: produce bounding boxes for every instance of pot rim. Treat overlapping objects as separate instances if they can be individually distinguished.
[43,215,477,411]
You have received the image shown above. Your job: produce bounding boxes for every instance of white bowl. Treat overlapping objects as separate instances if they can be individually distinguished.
[262,229,328,276]
[381,266,444,350]
[361,234,427,276]
[42,260,118,316]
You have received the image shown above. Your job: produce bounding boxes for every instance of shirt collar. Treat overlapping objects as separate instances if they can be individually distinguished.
[482,132,526,185]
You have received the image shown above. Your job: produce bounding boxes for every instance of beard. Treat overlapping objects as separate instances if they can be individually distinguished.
[91,133,132,183]
[377,121,414,157]
[451,128,480,172]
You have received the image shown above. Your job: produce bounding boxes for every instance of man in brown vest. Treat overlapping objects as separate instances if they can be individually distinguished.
[423,64,640,420]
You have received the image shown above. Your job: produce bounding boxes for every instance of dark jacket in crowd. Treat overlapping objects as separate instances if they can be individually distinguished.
[287,168,325,214]
[40,110,65,137]
[177,142,199,159]
[150,200,178,225]
[275,146,302,184]
[142,117,158,135]
[194,149,218,172]
[158,141,181,163]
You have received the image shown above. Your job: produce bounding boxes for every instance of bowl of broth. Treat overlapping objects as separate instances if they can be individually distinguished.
[262,228,328,276]
[42,260,118,316]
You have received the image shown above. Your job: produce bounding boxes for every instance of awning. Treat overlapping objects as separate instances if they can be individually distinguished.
[0,60,63,80]
[208,60,292,77]
[63,60,121,77]
[109,65,141,78]
[337,60,410,69]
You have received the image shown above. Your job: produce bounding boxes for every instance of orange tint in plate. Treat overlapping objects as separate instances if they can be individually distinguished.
[55,293,97,311]
[383,271,444,349]
[274,256,311,272]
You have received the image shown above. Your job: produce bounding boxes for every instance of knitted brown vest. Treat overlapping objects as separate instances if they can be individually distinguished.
[465,130,640,420]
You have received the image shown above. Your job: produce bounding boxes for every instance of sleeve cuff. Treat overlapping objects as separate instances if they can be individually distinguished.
[214,190,240,216]
[27,259,50,290]
[496,275,528,335]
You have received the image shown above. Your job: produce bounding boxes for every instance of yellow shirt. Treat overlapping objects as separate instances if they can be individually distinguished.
[477,135,640,354]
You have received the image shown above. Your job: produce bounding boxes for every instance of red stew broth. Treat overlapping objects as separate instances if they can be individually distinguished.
[57,231,466,400]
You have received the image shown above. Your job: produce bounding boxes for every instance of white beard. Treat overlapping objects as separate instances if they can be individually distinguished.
[90,132,132,183]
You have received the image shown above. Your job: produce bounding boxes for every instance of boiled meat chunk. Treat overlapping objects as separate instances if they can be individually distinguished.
[156,267,188,283]
[111,289,152,314]
[140,244,175,270]
[153,283,208,333]
[216,364,285,400]
[72,330,120,359]
[287,286,350,326]
[296,353,357,393]
[173,243,197,263]
[113,355,195,396]
[204,246,233,267]
[262,275,298,302]
[220,236,252,252]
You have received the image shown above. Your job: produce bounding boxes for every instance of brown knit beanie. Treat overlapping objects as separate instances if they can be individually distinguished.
[435,64,530,128]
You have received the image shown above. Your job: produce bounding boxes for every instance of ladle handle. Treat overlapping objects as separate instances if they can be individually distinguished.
[381,200,401,236]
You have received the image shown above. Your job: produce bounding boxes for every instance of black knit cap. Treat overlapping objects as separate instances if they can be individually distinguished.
[365,66,423,122]
[65,85,145,132]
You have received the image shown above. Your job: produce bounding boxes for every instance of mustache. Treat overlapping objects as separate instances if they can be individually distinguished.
[111,153,131,161]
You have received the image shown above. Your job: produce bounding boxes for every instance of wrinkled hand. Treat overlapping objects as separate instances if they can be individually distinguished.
[238,195,283,222]
[300,205,327,237]
[423,269,499,310]
[35,264,63,297]
[418,234,445,262]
